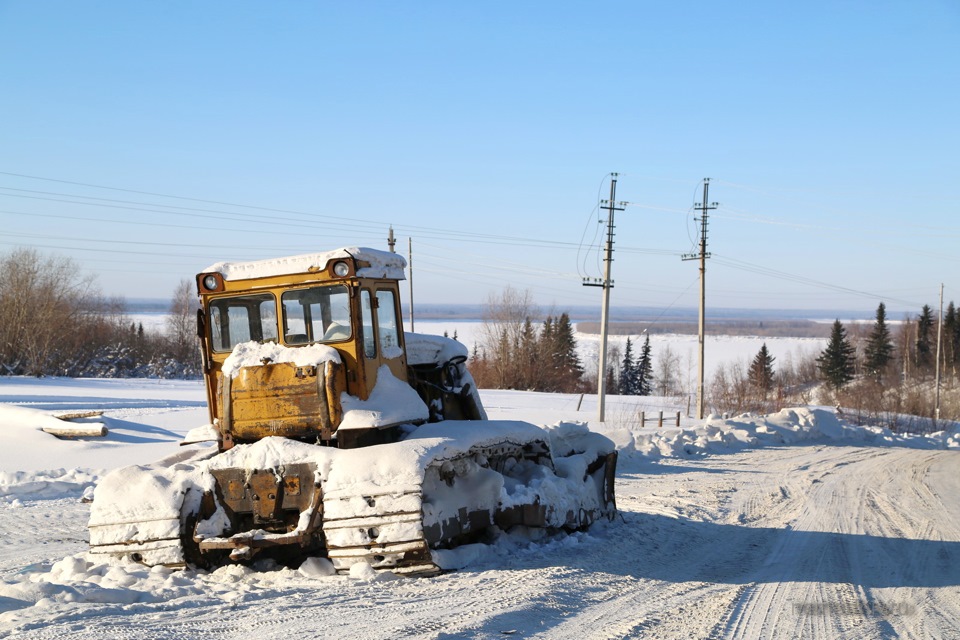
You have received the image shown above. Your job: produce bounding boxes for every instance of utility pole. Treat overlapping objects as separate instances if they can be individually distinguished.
[935,283,944,421]
[682,178,717,420]
[408,237,415,332]
[583,173,625,422]
[387,226,396,253]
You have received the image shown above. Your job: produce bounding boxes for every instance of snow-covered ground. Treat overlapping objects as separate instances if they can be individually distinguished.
[407,320,826,387]
[2,376,959,639]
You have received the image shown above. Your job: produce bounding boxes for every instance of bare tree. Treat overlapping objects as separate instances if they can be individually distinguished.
[0,248,100,375]
[166,278,198,364]
[478,286,539,389]
[707,360,751,415]
[656,345,680,396]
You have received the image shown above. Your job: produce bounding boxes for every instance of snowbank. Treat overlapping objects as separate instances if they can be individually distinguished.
[0,405,109,498]
[0,468,99,501]
[604,407,960,461]
[0,404,106,440]
[0,553,325,614]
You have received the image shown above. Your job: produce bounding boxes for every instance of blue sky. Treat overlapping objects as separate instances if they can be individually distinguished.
[1,1,957,315]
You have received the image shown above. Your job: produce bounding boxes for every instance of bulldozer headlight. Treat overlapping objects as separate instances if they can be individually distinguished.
[201,274,221,291]
[332,261,350,277]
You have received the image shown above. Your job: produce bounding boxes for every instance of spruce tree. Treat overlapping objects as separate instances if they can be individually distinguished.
[619,337,638,395]
[748,343,776,397]
[944,301,958,369]
[518,317,538,390]
[954,302,960,367]
[539,316,554,390]
[817,319,856,391]
[636,335,654,396]
[864,302,894,381]
[916,304,934,370]
[541,316,554,346]
[552,313,584,392]
[605,365,616,396]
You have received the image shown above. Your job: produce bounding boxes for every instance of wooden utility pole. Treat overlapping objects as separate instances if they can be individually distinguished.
[936,283,944,421]
[408,237,415,332]
[583,173,625,422]
[682,179,717,420]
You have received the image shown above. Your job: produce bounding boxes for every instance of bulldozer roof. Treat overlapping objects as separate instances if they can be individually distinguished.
[202,247,407,282]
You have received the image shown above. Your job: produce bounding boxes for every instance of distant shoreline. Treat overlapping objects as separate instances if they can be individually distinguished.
[126,301,882,332]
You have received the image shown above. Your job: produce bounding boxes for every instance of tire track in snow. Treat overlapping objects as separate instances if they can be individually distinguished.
[716,447,960,640]
[0,498,90,579]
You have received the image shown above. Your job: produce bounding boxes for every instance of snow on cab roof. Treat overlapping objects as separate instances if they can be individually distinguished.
[202,247,406,281]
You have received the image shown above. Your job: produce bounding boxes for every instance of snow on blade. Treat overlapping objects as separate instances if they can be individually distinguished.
[221,341,340,378]
[207,437,335,474]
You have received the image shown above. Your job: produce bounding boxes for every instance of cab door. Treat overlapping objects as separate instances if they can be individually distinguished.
[357,283,407,397]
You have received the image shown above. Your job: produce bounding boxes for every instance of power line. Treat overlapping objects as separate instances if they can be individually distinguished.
[0,171,608,250]
[712,254,923,308]
[1,169,946,312]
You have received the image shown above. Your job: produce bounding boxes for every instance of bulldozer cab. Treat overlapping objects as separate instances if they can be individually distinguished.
[195,248,410,449]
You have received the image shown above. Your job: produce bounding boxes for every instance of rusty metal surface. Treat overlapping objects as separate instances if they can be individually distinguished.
[209,463,318,526]
[222,362,342,443]
[198,462,323,560]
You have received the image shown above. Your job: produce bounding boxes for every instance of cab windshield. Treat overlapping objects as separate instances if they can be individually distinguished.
[281,285,352,345]
[208,294,278,352]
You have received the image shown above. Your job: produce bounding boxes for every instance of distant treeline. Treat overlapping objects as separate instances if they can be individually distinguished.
[577,320,834,338]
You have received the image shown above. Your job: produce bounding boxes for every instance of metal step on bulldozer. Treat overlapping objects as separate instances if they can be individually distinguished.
[88,247,617,575]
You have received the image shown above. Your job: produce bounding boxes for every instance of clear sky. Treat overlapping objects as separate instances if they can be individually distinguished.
[1,1,957,316]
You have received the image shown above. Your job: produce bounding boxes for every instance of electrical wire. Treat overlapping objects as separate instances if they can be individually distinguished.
[576,173,611,281]
[712,254,923,308]
[0,172,628,251]
[1,170,947,312]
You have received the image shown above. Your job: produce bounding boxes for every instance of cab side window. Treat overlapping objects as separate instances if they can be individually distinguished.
[376,289,401,355]
[359,289,376,358]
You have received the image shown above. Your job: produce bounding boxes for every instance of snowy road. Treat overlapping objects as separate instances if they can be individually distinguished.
[3,443,958,639]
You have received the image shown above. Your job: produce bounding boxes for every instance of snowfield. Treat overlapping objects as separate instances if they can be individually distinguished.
[404,320,827,387]
[2,376,959,639]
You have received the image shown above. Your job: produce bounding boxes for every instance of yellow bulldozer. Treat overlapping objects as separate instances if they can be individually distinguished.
[89,247,617,575]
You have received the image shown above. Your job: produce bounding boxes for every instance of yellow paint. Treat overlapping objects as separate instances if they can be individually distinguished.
[195,253,406,449]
